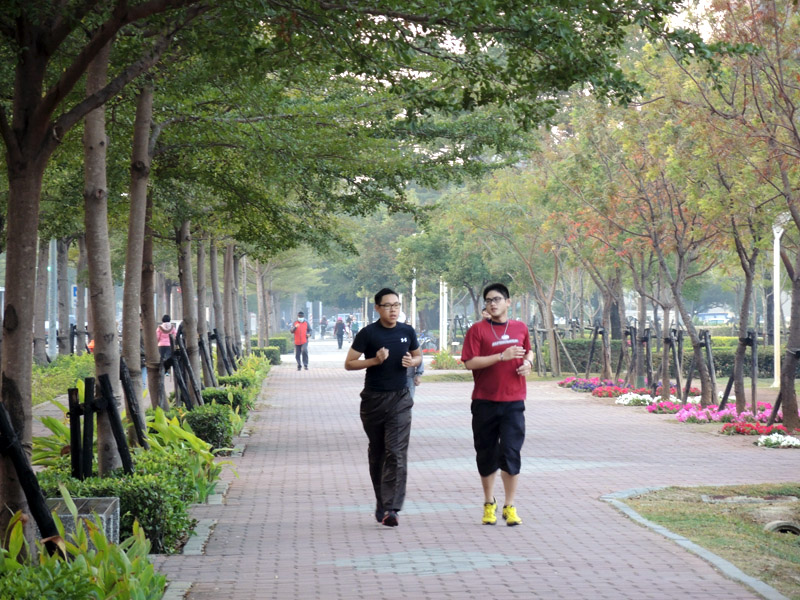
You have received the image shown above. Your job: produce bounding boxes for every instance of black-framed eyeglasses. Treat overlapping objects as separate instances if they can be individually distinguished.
[484,296,506,305]
[378,302,402,310]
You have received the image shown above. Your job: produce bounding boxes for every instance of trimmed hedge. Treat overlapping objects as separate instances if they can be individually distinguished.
[269,336,291,353]
[251,346,281,365]
[38,469,193,554]
[184,403,234,451]
[218,374,254,388]
[553,337,789,379]
[201,386,252,418]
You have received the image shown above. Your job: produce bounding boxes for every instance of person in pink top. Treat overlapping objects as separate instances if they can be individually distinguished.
[156,315,175,374]
[461,283,533,527]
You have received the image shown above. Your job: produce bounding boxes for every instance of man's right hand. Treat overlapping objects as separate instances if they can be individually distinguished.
[375,347,389,363]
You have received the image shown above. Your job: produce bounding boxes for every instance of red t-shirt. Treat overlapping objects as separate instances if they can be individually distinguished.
[292,320,310,345]
[461,319,531,402]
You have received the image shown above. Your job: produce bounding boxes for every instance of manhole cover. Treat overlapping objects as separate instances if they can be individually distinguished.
[764,520,800,535]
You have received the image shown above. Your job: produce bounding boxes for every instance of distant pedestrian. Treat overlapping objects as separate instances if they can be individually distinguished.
[345,288,422,528]
[320,316,328,339]
[156,315,175,375]
[461,283,533,527]
[334,317,346,349]
[291,311,311,370]
[407,355,424,399]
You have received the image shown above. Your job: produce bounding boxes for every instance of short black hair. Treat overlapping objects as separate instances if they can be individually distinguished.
[162,314,171,323]
[374,287,398,305]
[297,311,304,317]
[483,283,510,300]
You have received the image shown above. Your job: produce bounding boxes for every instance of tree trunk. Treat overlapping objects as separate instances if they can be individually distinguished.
[121,84,152,436]
[83,41,121,475]
[210,239,226,374]
[779,250,800,431]
[33,237,49,365]
[141,192,164,409]
[733,271,755,414]
[57,237,71,355]
[232,251,242,357]
[177,220,202,405]
[636,293,647,387]
[196,237,214,386]
[76,235,88,355]
[600,290,613,380]
[660,307,672,401]
[0,158,48,543]
[256,261,267,346]
[241,256,250,356]
[224,244,236,360]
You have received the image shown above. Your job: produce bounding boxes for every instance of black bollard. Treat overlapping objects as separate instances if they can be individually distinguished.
[119,357,149,449]
[0,398,61,555]
[82,378,95,479]
[97,374,134,475]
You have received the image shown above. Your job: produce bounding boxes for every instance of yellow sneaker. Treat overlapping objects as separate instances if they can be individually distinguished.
[503,505,522,526]
[482,498,497,525]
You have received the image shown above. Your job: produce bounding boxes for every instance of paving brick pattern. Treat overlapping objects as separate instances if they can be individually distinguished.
[147,340,797,599]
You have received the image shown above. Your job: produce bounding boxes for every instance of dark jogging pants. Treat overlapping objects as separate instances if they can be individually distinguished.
[359,387,413,512]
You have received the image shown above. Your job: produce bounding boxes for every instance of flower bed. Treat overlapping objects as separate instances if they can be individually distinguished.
[721,422,788,436]
[757,433,800,448]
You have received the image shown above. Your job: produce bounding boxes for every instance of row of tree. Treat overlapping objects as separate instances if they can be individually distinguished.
[0,0,703,547]
[362,1,796,430]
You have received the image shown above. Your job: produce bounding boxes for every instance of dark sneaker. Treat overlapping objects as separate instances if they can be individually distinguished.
[382,510,399,527]
[297,365,301,371]
[304,366,308,370]
[375,504,384,523]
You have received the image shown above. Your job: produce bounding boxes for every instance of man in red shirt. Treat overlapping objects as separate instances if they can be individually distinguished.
[290,311,311,371]
[461,283,533,527]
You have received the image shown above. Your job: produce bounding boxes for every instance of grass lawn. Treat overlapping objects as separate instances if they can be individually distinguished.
[624,484,800,599]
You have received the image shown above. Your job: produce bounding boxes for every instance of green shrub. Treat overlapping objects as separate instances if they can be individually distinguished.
[146,408,227,503]
[32,354,95,406]
[554,336,789,380]
[429,350,464,370]
[201,386,252,418]
[711,336,740,347]
[218,374,254,388]
[38,470,193,554]
[184,403,234,451]
[133,448,201,504]
[269,336,290,353]
[251,346,281,365]
[0,502,165,600]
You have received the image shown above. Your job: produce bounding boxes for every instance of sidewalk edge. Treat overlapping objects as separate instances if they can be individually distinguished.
[601,487,790,600]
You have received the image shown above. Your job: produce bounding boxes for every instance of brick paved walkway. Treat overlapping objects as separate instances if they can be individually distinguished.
[150,338,798,599]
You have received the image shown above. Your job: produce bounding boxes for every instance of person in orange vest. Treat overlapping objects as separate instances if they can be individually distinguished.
[290,311,311,371]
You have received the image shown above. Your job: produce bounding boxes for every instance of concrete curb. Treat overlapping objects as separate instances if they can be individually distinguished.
[158,469,232,598]
[601,487,790,600]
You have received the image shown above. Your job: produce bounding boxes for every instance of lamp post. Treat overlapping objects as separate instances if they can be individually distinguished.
[439,278,448,352]
[411,272,417,330]
[772,213,790,387]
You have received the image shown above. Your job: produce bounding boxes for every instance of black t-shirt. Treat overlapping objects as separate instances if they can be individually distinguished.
[352,321,419,391]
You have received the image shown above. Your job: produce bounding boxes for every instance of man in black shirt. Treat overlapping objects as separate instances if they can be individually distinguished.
[345,288,422,527]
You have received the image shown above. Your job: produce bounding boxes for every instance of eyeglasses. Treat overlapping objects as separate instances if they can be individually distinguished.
[484,296,506,305]
[378,302,402,310]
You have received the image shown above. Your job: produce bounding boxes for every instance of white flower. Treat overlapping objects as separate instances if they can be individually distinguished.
[757,433,800,448]
[615,393,654,406]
